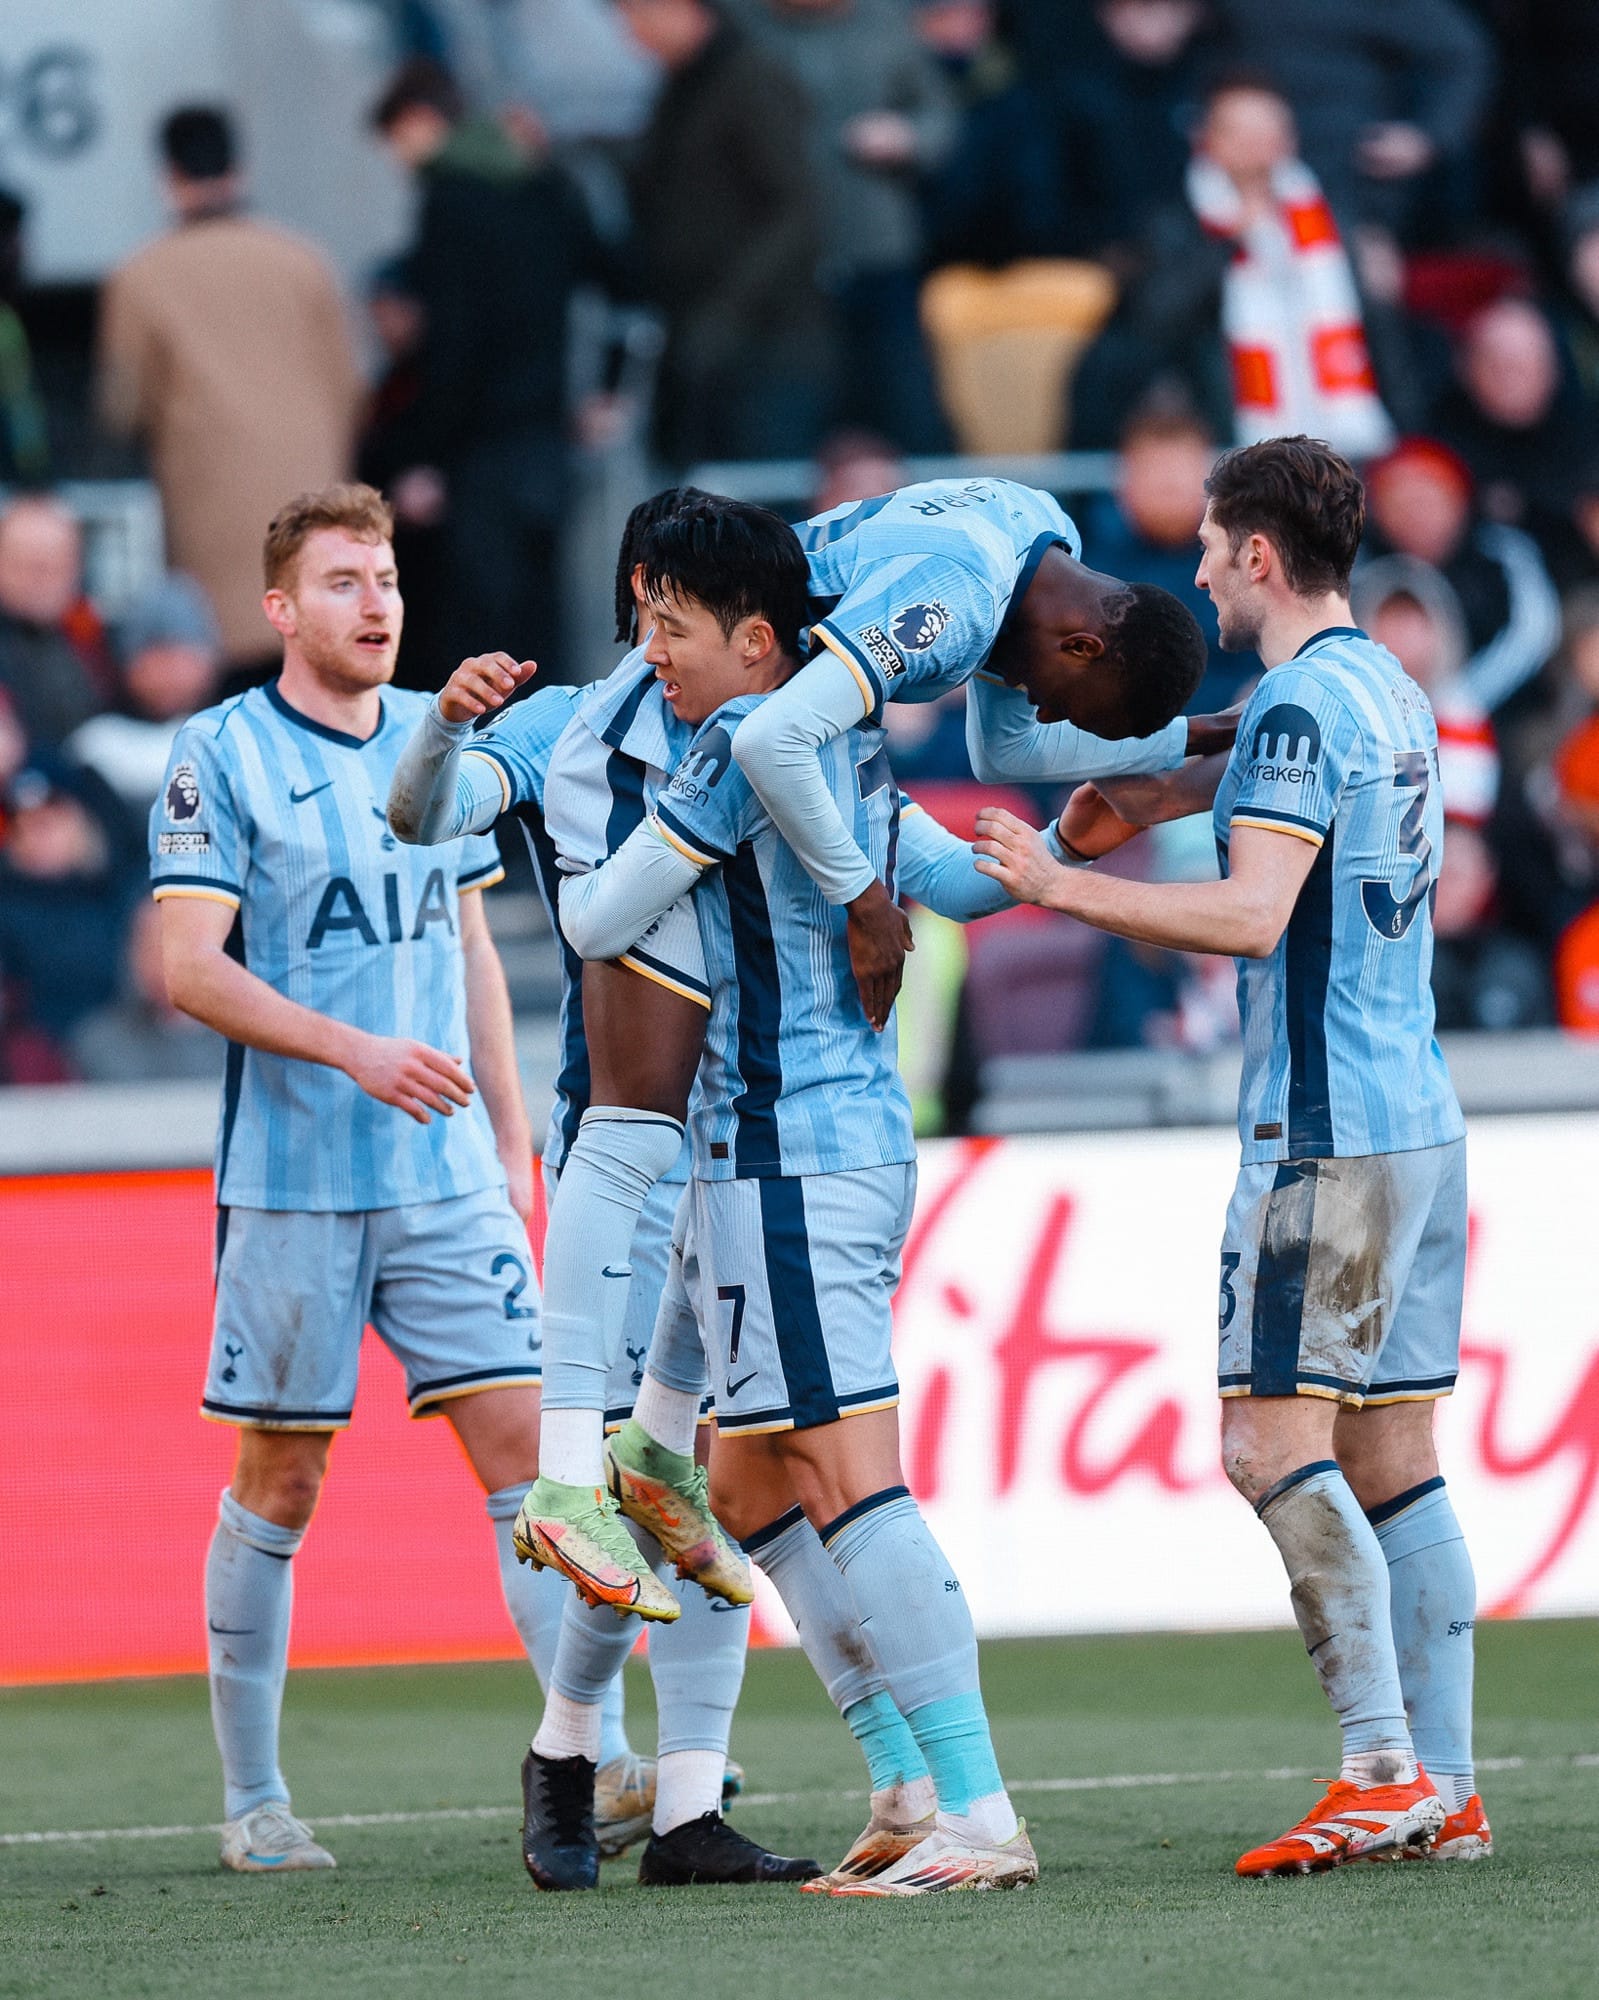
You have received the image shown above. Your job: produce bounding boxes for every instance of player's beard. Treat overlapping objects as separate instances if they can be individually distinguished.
[1215,598,1262,656]
[296,618,398,695]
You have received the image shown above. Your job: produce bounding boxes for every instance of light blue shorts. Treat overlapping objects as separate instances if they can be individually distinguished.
[688,1163,916,1436]
[205,1185,541,1428]
[1218,1138,1467,1406]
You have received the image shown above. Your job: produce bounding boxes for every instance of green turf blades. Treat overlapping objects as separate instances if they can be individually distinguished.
[2,1624,1597,2000]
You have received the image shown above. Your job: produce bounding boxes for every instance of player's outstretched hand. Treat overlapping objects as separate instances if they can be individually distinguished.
[846,877,914,1032]
[438,652,537,726]
[344,1033,476,1124]
[974,807,1061,906]
[1058,781,1145,860]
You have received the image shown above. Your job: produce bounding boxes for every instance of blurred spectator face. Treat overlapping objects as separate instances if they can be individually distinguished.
[1568,612,1599,707]
[1570,223,1599,320]
[125,641,217,723]
[1199,87,1296,182]
[1432,821,1496,937]
[264,529,402,691]
[1369,592,1448,695]
[1460,301,1560,430]
[1367,449,1471,567]
[813,430,909,515]
[3,771,107,879]
[915,2,993,59]
[618,0,717,61]
[1098,0,1205,65]
[1118,423,1212,550]
[0,688,25,788]
[369,285,425,362]
[0,498,82,627]
[378,104,453,170]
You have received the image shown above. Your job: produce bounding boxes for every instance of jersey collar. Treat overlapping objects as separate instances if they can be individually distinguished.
[1292,625,1368,657]
[266,680,388,749]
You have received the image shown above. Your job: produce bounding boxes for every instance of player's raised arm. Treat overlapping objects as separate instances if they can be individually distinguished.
[894,795,1089,923]
[386,651,536,843]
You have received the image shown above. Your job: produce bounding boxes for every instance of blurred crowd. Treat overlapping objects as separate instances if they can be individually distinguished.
[6,0,1599,1099]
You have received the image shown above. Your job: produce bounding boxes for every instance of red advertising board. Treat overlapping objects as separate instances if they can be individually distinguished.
[4,1119,1598,1684]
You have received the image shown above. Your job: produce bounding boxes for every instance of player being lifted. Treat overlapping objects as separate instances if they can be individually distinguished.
[975,437,1487,1875]
[151,486,556,1873]
[389,494,819,1888]
[556,502,1050,1894]
[494,479,1226,1613]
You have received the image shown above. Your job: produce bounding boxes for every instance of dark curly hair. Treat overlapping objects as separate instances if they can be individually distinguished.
[636,498,810,661]
[613,486,712,644]
[1099,583,1208,736]
[1204,436,1366,598]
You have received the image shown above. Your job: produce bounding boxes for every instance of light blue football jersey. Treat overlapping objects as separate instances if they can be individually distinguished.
[797,478,1082,721]
[1212,627,1465,1163]
[652,697,916,1181]
[149,683,506,1211]
[469,649,697,1179]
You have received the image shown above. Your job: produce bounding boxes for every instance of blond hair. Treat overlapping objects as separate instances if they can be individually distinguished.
[263,483,394,591]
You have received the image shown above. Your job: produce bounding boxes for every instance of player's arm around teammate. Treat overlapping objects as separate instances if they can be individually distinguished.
[977,437,1483,1876]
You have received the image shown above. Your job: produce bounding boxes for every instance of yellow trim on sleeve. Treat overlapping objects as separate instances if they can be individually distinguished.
[151,884,242,909]
[650,816,718,869]
[616,952,714,1009]
[1229,815,1325,848]
[459,866,506,896]
[811,625,878,715]
[462,746,512,814]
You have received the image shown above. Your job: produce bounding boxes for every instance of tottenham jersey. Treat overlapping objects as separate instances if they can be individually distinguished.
[652,696,916,1181]
[1213,628,1465,1163]
[797,478,1082,721]
[149,683,505,1211]
[470,650,696,1178]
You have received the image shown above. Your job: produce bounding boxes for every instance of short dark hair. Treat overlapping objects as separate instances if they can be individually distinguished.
[1100,584,1208,735]
[636,499,810,660]
[614,486,711,644]
[161,106,236,181]
[1204,436,1366,598]
[370,58,465,134]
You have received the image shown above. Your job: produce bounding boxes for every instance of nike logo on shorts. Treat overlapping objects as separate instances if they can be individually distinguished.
[724,1371,758,1399]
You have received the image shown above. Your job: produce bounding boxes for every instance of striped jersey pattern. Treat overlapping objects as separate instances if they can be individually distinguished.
[653,696,916,1180]
[796,478,1082,721]
[149,682,505,1211]
[1212,627,1464,1163]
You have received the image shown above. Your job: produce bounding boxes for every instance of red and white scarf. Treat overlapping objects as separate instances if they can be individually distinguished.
[1187,155,1394,459]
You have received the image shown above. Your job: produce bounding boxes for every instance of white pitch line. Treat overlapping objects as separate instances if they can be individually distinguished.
[0,1754,1577,1849]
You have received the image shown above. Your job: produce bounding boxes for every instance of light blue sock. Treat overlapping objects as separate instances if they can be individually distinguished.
[843,1690,928,1794]
[822,1489,1004,1818]
[1370,1477,1476,1808]
[206,1489,302,1821]
[647,1581,750,1755]
[1257,1462,1413,1776]
[489,1482,630,1760]
[541,1110,685,1411]
[744,1505,931,1797]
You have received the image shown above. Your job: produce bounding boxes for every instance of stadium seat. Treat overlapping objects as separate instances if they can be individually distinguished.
[920,260,1118,455]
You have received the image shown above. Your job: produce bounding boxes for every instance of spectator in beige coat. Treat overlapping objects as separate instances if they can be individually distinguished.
[97,107,361,689]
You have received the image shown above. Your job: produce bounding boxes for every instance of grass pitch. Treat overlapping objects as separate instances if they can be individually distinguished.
[2,1622,1595,2000]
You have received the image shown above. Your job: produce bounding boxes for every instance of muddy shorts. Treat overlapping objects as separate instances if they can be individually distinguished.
[204,1187,541,1427]
[1217,1139,1466,1406]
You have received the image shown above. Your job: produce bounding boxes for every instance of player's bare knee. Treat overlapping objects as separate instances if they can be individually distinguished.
[1335,1399,1439,1512]
[232,1429,331,1531]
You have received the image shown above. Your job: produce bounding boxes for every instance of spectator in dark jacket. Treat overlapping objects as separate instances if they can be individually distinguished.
[617,0,831,465]
[372,60,614,677]
[1214,0,1491,240]
[913,0,1064,271]
[0,495,109,750]
[1431,297,1599,550]
[1046,0,1213,271]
